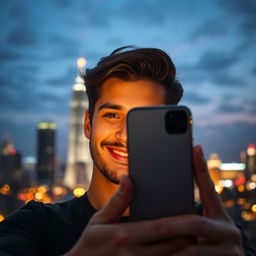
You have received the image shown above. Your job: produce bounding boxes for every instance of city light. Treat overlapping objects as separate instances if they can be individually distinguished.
[251,204,256,213]
[37,122,56,130]
[52,186,67,196]
[237,185,245,193]
[0,215,4,222]
[35,192,43,200]
[251,174,256,182]
[220,179,233,188]
[247,144,256,156]
[0,184,11,196]
[215,185,223,194]
[220,163,245,171]
[246,182,256,191]
[77,57,87,69]
[237,198,246,205]
[234,176,246,186]
[73,187,86,197]
[241,211,255,221]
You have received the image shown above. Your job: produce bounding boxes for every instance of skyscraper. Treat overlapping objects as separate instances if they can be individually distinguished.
[36,122,56,185]
[0,139,22,188]
[64,58,92,189]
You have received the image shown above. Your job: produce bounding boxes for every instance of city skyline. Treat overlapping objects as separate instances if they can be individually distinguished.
[0,0,256,163]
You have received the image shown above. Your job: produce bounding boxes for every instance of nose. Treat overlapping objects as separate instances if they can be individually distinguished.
[115,119,127,145]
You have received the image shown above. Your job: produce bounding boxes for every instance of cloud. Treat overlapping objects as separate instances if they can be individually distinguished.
[218,102,243,113]
[211,73,246,87]
[119,0,166,25]
[0,84,69,117]
[0,48,23,62]
[197,50,239,72]
[50,34,77,48]
[240,19,256,35]
[9,2,29,23]
[0,84,38,112]
[53,0,73,9]
[118,0,198,26]
[190,18,229,41]
[46,66,77,87]
[251,66,256,76]
[18,64,39,73]
[62,1,111,28]
[218,0,256,49]
[7,25,39,46]
[180,49,245,87]
[182,92,210,104]
[49,39,79,59]
[242,98,256,115]
[219,0,256,18]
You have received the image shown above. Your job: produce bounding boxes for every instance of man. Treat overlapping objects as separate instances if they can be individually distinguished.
[0,47,255,255]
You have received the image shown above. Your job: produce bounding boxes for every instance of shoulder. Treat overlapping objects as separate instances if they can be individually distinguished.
[6,193,96,229]
[0,194,96,255]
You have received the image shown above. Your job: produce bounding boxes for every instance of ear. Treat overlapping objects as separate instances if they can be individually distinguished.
[84,111,91,139]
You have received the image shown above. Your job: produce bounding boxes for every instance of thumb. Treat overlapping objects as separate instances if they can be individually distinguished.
[89,175,132,225]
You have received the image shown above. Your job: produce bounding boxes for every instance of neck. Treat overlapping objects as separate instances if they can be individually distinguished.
[87,165,119,211]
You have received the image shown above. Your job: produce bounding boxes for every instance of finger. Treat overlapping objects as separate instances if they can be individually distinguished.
[193,145,230,220]
[89,175,132,224]
[172,244,237,256]
[140,237,195,256]
[133,214,238,244]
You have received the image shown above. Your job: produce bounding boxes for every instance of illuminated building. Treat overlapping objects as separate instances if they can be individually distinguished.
[208,153,246,191]
[220,163,245,180]
[0,140,22,187]
[64,58,92,189]
[207,153,222,186]
[36,122,56,185]
[245,144,256,180]
[23,156,37,185]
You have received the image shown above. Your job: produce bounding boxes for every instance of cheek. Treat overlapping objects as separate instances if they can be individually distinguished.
[91,122,114,143]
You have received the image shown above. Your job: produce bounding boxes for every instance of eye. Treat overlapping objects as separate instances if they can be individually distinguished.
[102,112,120,119]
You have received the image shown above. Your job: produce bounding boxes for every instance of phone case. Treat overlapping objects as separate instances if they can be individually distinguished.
[127,105,194,221]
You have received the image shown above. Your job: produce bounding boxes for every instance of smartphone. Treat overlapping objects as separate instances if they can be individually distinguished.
[127,105,194,221]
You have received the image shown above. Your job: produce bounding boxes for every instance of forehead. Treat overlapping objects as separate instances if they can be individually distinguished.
[95,77,166,110]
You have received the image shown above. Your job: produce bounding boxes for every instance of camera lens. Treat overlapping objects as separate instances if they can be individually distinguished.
[165,110,188,134]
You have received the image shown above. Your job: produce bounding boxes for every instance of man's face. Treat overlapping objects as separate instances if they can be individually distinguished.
[84,77,166,184]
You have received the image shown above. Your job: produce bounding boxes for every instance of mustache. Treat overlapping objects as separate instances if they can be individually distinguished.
[101,141,126,148]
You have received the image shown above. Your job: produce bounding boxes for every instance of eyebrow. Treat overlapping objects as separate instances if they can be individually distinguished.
[98,103,123,112]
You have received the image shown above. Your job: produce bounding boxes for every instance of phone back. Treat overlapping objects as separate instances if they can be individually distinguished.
[127,105,194,221]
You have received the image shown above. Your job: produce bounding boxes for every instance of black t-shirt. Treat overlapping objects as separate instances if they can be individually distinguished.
[0,194,255,256]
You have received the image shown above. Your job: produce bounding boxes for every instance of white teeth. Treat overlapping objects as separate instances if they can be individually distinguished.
[112,149,128,157]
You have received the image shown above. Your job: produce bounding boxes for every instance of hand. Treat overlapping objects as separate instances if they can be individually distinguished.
[65,175,194,256]
[164,145,244,256]
[66,145,245,256]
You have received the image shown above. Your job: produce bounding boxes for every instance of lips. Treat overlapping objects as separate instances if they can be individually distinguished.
[106,146,128,162]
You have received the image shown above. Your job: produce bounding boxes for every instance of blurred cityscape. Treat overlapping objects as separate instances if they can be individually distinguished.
[0,59,256,249]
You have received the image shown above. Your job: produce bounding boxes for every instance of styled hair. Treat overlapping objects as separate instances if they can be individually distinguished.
[81,46,183,120]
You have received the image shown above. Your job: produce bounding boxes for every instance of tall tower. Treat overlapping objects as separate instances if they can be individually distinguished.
[64,58,93,189]
[36,122,56,185]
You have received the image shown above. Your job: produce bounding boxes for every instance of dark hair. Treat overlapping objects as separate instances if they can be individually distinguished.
[81,46,183,120]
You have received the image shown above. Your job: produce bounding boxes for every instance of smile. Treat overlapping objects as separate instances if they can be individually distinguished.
[106,146,128,162]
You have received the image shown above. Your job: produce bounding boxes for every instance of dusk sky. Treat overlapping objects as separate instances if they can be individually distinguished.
[0,0,256,163]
